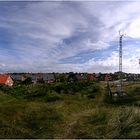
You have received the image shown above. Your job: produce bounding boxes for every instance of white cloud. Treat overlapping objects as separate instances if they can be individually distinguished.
[86,39,110,50]
[1,1,140,73]
[127,18,140,38]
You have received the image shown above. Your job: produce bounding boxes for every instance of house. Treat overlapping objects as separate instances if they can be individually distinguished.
[21,75,28,81]
[76,74,83,81]
[0,75,14,86]
[76,73,87,81]
[43,73,55,83]
[36,73,44,83]
[28,74,37,84]
[105,74,111,81]
[11,74,22,81]
[87,74,96,81]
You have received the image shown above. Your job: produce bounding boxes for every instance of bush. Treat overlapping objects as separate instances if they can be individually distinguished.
[22,77,32,85]
[52,82,100,95]
[24,85,48,100]
[0,85,28,99]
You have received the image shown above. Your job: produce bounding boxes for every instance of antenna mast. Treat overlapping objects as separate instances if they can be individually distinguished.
[118,31,124,95]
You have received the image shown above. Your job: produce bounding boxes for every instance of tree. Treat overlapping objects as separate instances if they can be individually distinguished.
[67,72,78,82]
[22,77,32,85]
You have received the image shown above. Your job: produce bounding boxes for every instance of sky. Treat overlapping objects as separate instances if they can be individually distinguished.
[0,1,140,73]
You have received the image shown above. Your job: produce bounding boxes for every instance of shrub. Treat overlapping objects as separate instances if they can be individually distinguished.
[22,77,32,85]
[52,82,100,95]
[24,85,48,100]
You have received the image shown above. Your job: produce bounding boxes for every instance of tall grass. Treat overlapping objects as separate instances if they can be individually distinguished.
[71,106,140,139]
[0,82,140,138]
[0,95,64,138]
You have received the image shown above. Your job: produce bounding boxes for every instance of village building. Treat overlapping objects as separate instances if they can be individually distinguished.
[11,74,22,81]
[28,74,37,84]
[43,73,55,83]
[54,73,61,82]
[21,75,28,81]
[0,75,14,86]
[105,74,111,81]
[87,74,96,81]
[75,73,87,81]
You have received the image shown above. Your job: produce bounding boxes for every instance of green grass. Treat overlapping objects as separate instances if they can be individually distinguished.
[0,82,140,138]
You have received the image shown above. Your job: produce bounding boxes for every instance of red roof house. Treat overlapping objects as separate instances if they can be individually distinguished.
[87,74,96,81]
[0,75,14,86]
[105,74,111,81]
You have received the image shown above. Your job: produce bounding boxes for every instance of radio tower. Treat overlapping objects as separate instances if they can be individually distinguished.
[118,31,125,96]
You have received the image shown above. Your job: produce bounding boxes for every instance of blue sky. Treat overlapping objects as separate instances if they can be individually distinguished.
[0,1,140,73]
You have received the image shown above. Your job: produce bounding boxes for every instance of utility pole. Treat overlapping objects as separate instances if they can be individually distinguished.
[118,31,124,96]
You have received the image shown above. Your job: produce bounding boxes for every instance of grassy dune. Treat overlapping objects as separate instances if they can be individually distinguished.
[0,82,140,138]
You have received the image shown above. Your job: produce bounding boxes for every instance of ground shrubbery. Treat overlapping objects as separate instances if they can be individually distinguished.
[52,81,98,94]
[0,81,100,101]
[1,82,140,138]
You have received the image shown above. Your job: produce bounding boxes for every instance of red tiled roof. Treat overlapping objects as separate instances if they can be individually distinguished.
[87,74,96,81]
[0,75,9,84]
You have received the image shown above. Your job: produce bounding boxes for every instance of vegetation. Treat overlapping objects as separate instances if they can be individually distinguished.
[0,81,140,138]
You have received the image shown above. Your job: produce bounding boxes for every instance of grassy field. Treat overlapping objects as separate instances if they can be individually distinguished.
[0,81,140,138]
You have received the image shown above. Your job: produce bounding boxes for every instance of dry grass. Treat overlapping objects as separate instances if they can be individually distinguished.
[0,82,140,138]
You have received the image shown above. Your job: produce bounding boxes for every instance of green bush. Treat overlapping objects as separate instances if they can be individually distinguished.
[52,82,100,95]
[0,82,100,99]
[23,85,48,100]
[22,77,32,85]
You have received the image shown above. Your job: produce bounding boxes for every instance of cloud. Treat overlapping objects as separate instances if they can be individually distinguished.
[0,1,140,73]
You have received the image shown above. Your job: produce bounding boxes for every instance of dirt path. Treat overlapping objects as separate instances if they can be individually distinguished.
[56,82,107,138]
[56,108,96,138]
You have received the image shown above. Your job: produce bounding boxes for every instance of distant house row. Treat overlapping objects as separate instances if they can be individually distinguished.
[11,73,56,84]
[10,73,97,82]
[1,72,139,87]
[0,73,56,86]
[0,73,112,86]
